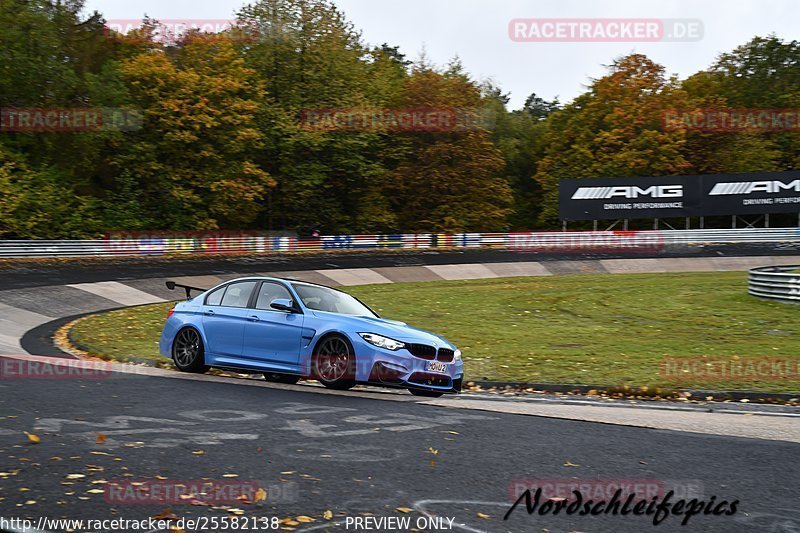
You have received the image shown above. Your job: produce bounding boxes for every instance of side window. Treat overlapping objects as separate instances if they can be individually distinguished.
[205,286,226,306]
[255,282,293,310]
[220,281,257,308]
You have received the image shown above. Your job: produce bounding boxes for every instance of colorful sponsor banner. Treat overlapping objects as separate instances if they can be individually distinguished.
[104,231,290,255]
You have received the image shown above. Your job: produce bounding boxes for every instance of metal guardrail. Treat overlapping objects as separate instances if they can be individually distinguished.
[748,265,800,302]
[0,227,799,259]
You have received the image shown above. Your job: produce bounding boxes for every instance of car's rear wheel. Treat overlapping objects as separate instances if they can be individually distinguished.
[409,389,444,398]
[172,328,209,373]
[313,335,356,390]
[264,373,301,385]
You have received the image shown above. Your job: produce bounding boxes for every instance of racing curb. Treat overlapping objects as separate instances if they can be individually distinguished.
[469,379,800,403]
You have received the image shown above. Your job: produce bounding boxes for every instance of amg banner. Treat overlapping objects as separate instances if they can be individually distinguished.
[559,171,800,220]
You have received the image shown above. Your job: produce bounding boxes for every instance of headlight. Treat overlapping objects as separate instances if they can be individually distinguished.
[358,332,405,351]
[454,349,462,362]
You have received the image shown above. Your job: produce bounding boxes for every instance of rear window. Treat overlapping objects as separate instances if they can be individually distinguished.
[220,281,257,308]
[205,285,226,306]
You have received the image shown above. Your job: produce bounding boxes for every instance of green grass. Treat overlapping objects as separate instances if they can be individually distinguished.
[69,272,800,393]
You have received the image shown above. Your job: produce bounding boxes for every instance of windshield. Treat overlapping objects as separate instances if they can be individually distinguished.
[292,283,377,317]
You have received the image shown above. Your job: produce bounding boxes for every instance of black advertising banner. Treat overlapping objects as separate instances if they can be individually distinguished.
[559,175,701,220]
[559,171,800,220]
[702,171,800,216]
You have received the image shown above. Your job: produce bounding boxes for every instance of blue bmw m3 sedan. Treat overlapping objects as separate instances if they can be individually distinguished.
[159,277,463,397]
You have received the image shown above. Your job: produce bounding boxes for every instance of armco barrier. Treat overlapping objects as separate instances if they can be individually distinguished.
[748,265,800,302]
[0,228,799,258]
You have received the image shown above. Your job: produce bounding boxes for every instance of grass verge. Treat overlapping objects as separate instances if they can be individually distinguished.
[68,272,800,393]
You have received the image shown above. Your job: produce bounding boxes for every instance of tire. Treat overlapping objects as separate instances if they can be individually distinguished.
[409,389,444,398]
[264,373,301,385]
[172,327,209,373]
[312,334,356,390]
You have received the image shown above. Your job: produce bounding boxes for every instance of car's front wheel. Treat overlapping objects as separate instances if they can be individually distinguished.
[313,335,356,390]
[264,373,301,385]
[172,328,209,373]
[409,389,444,398]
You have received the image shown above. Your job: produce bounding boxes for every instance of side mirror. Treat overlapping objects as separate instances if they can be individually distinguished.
[270,298,296,312]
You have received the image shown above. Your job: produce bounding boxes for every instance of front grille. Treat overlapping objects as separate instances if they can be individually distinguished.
[437,348,455,362]
[408,372,451,388]
[406,343,436,360]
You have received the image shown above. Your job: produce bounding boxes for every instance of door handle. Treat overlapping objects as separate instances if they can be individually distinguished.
[248,315,260,322]
[204,309,215,316]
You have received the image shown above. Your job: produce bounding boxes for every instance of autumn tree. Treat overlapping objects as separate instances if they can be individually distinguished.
[113,35,272,229]
[533,54,691,225]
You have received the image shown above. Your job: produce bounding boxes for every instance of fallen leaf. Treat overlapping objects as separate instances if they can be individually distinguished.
[476,512,491,519]
[222,474,238,478]
[24,432,41,444]
[296,516,314,523]
[24,500,36,505]
[86,489,105,494]
[323,510,333,520]
[65,474,86,480]
[428,447,439,455]
[563,461,580,467]
[228,508,245,516]
[396,507,413,513]
[191,451,205,455]
[95,433,106,444]
[447,431,459,435]
[152,507,178,521]
[254,488,267,502]
[281,519,299,526]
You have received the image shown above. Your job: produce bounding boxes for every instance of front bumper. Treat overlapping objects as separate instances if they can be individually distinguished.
[353,338,464,394]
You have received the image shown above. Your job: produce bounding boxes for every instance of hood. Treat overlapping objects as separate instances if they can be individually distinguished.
[310,311,455,349]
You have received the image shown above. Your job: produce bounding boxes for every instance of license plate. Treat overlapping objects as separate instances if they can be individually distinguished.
[426,361,448,373]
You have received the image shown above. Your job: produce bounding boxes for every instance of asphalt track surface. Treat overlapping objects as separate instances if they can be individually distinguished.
[1,369,798,533]
[1,246,799,532]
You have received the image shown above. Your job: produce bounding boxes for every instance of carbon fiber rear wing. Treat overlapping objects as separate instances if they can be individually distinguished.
[165,281,206,299]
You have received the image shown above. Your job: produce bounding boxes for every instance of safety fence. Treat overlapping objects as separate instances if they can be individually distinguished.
[748,265,800,302]
[1,228,799,258]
